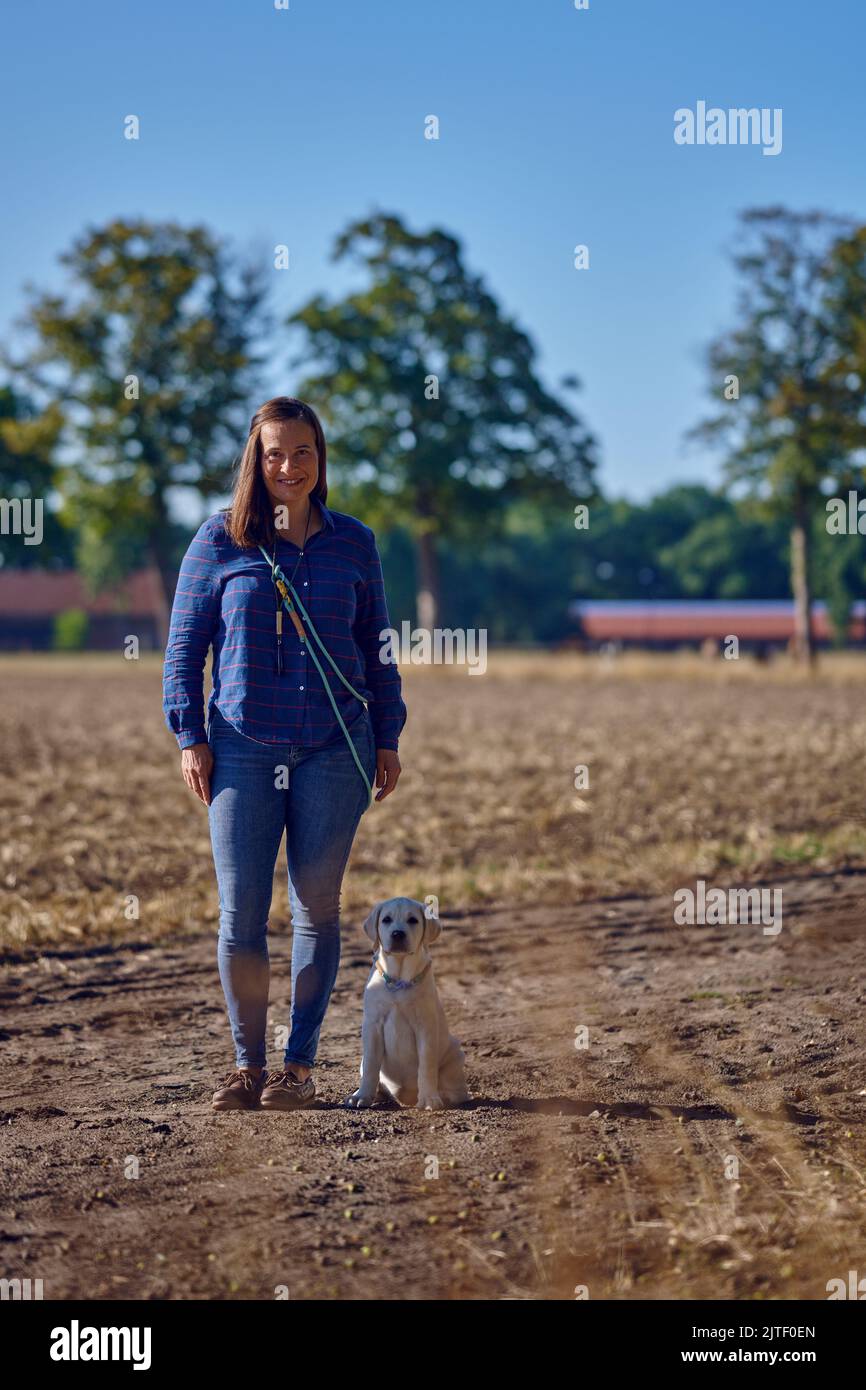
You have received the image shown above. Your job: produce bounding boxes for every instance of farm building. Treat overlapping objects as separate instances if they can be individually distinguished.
[0,567,165,651]
[567,599,866,651]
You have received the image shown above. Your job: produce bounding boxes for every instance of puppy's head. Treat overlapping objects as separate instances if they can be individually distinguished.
[363,897,441,954]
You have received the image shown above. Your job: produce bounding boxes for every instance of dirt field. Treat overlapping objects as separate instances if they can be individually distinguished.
[4,650,866,952]
[1,654,866,1300]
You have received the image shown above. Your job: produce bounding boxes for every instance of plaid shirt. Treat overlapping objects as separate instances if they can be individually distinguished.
[162,501,407,752]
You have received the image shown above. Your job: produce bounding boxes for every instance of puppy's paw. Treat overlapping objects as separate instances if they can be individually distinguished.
[344,1088,377,1108]
[418,1092,444,1111]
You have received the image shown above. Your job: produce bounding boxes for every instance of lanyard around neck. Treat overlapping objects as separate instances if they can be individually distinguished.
[257,540,374,811]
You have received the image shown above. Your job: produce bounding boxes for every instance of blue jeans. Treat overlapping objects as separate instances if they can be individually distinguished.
[206,702,376,1072]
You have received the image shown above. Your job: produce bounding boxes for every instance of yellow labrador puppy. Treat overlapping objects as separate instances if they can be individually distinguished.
[344,897,470,1111]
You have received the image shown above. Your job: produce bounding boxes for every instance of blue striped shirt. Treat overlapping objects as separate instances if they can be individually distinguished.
[162,500,407,752]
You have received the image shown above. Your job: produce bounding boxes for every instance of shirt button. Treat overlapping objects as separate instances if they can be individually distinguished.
[299,685,304,691]
[303,581,308,586]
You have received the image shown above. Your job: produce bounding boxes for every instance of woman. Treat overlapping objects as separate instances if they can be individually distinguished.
[162,396,406,1112]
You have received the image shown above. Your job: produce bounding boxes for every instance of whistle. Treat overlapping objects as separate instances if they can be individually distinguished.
[286,605,306,641]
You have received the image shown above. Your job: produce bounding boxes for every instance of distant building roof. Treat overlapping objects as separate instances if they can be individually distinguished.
[568,599,866,641]
[0,567,164,618]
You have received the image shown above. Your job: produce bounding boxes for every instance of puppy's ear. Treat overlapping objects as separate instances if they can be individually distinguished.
[362,902,383,945]
[422,904,441,943]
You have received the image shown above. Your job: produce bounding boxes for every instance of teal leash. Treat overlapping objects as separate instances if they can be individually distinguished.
[258,544,374,811]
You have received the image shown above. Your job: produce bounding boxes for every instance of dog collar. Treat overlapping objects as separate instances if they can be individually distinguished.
[373,956,432,991]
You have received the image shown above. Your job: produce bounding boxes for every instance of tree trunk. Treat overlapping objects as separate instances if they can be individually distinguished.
[790,505,814,668]
[415,528,441,631]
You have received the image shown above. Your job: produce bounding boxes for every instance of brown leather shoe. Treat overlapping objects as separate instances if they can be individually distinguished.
[212,1068,265,1111]
[259,1069,316,1111]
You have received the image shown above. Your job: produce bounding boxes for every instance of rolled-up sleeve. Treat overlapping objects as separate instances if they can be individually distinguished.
[162,522,222,749]
[354,531,407,752]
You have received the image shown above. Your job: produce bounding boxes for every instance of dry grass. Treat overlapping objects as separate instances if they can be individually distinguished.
[2,649,866,950]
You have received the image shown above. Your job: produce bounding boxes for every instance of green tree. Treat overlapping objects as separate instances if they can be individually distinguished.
[821,223,866,462]
[812,525,865,644]
[3,218,270,642]
[658,496,791,600]
[0,384,74,568]
[286,212,598,627]
[816,222,866,640]
[691,207,862,665]
[568,486,733,601]
[53,608,89,650]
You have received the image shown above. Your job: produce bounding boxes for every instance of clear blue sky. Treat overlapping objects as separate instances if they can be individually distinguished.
[2,0,864,503]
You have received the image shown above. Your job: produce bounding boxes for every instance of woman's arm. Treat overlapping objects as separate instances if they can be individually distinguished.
[354,529,406,801]
[162,520,223,751]
[353,530,407,753]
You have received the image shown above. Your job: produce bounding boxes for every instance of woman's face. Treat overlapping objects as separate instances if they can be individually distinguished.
[259,419,319,519]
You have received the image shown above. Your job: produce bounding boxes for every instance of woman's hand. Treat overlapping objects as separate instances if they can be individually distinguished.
[181,742,214,806]
[374,749,401,801]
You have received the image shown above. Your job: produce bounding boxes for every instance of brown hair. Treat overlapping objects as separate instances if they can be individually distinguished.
[224,396,329,549]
